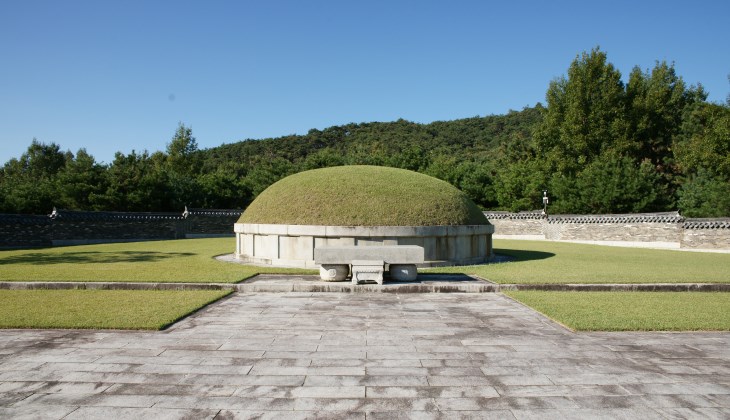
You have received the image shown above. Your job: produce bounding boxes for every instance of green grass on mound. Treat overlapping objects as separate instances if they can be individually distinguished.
[428,239,730,284]
[505,291,730,331]
[238,165,489,226]
[0,238,316,282]
[0,289,231,330]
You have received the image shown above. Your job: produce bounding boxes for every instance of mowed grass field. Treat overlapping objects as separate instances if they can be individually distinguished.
[0,237,315,282]
[3,238,728,284]
[0,238,312,330]
[0,289,231,330]
[430,239,730,284]
[1,237,729,331]
[505,291,730,331]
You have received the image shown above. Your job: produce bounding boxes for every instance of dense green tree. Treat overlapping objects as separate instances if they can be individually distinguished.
[678,168,730,217]
[0,140,68,214]
[549,155,665,214]
[626,61,701,165]
[494,159,547,212]
[533,47,628,175]
[55,149,108,210]
[197,162,251,209]
[166,122,200,174]
[243,157,294,198]
[98,150,173,211]
[674,102,730,178]
[300,148,347,170]
[673,102,730,217]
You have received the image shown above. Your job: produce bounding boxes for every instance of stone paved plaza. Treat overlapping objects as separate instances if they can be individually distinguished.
[1,292,729,419]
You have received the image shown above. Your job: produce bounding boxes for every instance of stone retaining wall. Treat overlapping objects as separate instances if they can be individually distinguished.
[485,211,730,250]
[234,223,495,268]
[0,208,243,249]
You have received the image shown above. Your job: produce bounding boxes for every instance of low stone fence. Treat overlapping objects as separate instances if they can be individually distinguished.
[485,211,730,250]
[0,208,242,249]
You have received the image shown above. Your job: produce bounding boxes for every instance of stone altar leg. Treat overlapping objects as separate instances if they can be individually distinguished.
[319,264,349,281]
[389,264,418,281]
[351,260,385,285]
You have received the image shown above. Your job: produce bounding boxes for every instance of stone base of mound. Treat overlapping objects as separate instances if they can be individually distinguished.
[234,223,494,268]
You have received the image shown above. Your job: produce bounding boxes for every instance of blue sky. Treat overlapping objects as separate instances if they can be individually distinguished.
[1,0,729,165]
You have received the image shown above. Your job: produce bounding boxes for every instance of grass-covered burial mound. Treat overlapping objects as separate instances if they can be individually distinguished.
[238,165,489,226]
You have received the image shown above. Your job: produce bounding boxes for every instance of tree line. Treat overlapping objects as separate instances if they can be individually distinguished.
[1,47,728,217]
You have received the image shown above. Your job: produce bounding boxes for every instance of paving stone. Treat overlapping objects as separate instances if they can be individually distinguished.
[366,410,515,419]
[0,381,48,393]
[654,407,730,419]
[484,374,555,386]
[0,391,33,406]
[496,384,629,397]
[106,383,238,397]
[179,374,305,386]
[366,367,429,376]
[289,386,366,399]
[509,407,664,419]
[427,376,493,386]
[64,406,219,420]
[366,386,500,399]
[707,393,730,406]
[0,405,79,420]
[0,291,727,418]
[153,395,296,410]
[215,410,365,420]
[14,392,159,408]
[304,375,430,387]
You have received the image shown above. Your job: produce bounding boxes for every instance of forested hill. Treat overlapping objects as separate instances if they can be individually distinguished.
[205,109,541,171]
[199,106,542,202]
[2,47,729,217]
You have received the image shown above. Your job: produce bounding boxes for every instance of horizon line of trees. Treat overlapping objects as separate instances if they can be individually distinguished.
[1,47,728,218]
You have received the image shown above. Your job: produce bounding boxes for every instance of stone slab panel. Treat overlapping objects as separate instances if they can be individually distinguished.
[314,245,424,264]
[253,234,279,260]
[279,235,314,262]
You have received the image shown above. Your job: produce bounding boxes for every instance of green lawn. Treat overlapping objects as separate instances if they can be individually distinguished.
[0,238,316,282]
[428,239,730,284]
[239,165,487,226]
[505,290,730,331]
[0,289,231,330]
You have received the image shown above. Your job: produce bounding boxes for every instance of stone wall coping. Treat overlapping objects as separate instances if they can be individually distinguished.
[182,207,243,218]
[486,211,688,224]
[546,212,684,224]
[488,211,730,230]
[684,219,730,230]
[234,223,494,236]
[0,214,51,224]
[50,208,184,221]
[484,211,545,220]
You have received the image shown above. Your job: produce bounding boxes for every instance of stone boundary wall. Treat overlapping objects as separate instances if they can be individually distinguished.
[234,223,495,268]
[682,219,730,250]
[0,214,53,249]
[0,208,242,249]
[485,211,545,237]
[182,208,244,238]
[485,211,730,250]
